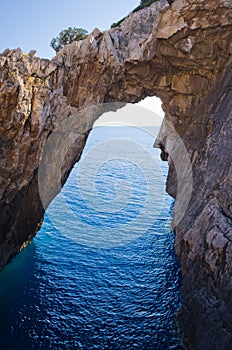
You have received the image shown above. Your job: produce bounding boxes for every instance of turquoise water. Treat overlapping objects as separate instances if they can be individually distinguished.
[0,126,182,349]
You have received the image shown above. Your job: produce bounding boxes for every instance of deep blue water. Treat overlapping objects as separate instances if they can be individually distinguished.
[0,126,182,349]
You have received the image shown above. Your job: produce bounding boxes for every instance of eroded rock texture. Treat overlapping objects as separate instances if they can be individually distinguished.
[0,0,231,348]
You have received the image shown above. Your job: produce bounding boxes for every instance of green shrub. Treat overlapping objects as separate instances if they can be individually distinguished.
[50,27,88,53]
[111,17,127,28]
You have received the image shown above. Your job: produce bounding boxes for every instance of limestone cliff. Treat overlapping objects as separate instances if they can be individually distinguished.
[0,0,231,348]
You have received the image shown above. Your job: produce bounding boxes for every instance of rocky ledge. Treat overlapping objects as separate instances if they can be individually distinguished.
[0,0,232,348]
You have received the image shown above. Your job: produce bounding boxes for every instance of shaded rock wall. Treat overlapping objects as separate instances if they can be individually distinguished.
[174,60,232,349]
[0,0,231,348]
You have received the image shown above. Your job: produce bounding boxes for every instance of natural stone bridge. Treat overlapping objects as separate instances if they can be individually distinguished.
[0,0,232,348]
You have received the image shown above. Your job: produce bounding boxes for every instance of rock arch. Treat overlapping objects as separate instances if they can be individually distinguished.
[0,0,231,348]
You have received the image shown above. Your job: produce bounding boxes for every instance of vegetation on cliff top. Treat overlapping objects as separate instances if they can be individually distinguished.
[50,27,88,52]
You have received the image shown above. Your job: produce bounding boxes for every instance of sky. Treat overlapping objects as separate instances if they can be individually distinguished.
[0,0,164,124]
[94,98,164,127]
[0,0,139,59]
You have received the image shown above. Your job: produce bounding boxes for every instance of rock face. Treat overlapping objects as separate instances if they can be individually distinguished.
[0,0,231,348]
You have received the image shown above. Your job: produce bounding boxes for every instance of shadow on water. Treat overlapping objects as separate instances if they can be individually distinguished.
[0,242,40,350]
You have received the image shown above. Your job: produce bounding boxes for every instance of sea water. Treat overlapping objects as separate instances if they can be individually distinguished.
[0,126,182,349]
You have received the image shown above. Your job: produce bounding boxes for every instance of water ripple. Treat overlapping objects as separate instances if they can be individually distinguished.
[0,127,183,350]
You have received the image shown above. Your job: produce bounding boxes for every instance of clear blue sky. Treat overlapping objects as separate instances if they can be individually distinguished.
[0,0,139,58]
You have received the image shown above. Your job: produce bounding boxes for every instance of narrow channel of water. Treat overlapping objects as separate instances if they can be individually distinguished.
[0,126,182,349]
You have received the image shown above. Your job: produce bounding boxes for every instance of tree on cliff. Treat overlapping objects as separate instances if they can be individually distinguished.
[50,27,88,52]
